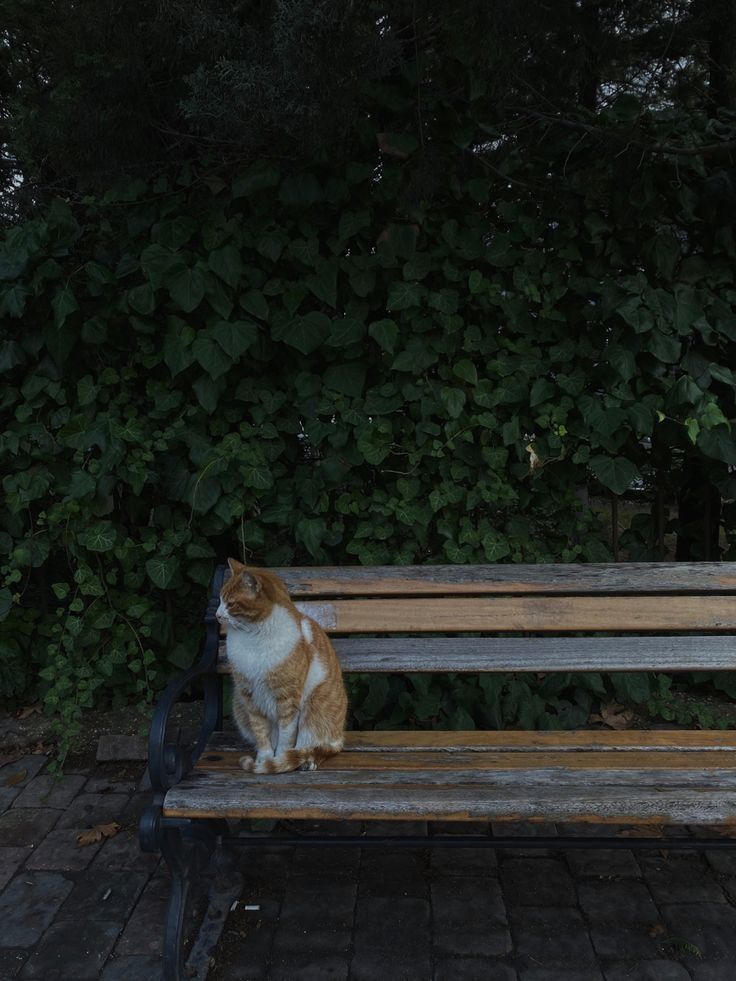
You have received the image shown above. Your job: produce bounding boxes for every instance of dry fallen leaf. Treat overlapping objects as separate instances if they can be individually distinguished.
[15,702,42,720]
[589,700,635,730]
[648,922,667,938]
[77,822,121,847]
[3,769,27,787]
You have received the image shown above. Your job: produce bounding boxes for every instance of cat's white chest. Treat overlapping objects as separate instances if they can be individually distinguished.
[226,605,301,717]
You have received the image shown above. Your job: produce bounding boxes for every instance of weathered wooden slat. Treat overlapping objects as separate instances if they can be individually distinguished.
[292,596,736,634]
[194,749,736,773]
[205,729,736,754]
[164,773,736,825]
[216,635,736,673]
[222,562,736,597]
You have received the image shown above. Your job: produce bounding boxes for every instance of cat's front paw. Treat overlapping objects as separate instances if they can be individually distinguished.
[240,755,255,772]
[298,760,318,771]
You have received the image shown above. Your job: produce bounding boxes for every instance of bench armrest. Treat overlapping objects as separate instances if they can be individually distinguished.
[147,571,224,793]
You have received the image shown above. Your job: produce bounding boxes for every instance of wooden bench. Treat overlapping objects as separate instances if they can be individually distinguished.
[140,561,736,979]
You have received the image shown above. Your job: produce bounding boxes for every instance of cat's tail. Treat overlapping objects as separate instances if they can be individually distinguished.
[248,742,343,774]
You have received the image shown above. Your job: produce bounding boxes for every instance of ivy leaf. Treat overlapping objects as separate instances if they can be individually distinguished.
[208,245,242,289]
[212,321,258,359]
[324,362,366,397]
[306,262,338,307]
[193,374,225,414]
[52,285,78,328]
[242,463,274,489]
[387,281,422,311]
[192,335,232,380]
[127,284,155,315]
[168,267,205,313]
[141,245,185,289]
[240,290,269,321]
[607,344,636,382]
[77,522,116,552]
[0,284,28,318]
[698,426,736,465]
[146,556,179,589]
[368,319,398,353]
[273,312,331,355]
[589,456,640,495]
[454,359,478,385]
[646,330,681,363]
[328,317,365,347]
[441,387,466,419]
[163,322,196,376]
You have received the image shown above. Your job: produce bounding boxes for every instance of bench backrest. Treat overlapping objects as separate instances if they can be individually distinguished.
[214,562,736,674]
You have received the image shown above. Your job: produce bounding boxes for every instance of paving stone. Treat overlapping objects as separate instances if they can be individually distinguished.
[291,846,360,875]
[0,808,60,847]
[117,792,153,827]
[20,919,121,979]
[92,828,160,872]
[430,846,497,875]
[690,963,736,981]
[100,955,162,981]
[273,877,356,955]
[704,850,736,876]
[641,855,727,904]
[115,875,171,957]
[589,921,672,961]
[269,954,349,980]
[566,848,641,879]
[55,792,129,830]
[96,734,147,761]
[11,774,86,809]
[604,962,692,980]
[500,857,577,907]
[25,828,103,871]
[520,971,604,981]
[59,868,149,921]
[0,949,28,979]
[235,846,292,885]
[0,846,32,890]
[0,755,47,788]
[217,901,278,980]
[0,872,73,946]
[434,958,516,981]
[578,880,659,923]
[354,895,430,956]
[510,906,597,969]
[431,878,511,957]
[84,774,138,794]
[350,949,432,981]
[660,902,736,961]
[360,847,427,879]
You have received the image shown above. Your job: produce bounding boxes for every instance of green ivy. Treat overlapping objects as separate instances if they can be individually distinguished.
[2,99,736,750]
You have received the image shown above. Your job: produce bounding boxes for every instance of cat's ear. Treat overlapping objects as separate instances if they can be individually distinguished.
[240,570,261,597]
[227,557,245,574]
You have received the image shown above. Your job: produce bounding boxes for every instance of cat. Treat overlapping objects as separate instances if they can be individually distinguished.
[217,558,347,774]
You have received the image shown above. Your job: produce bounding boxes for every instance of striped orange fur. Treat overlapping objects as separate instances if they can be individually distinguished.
[217,558,347,774]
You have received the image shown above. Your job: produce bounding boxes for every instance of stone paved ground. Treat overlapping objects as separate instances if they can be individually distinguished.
[2,751,736,980]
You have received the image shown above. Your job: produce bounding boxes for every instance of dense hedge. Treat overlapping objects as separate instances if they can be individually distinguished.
[3,100,736,750]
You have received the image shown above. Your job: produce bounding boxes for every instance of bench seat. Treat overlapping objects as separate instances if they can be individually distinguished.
[163,729,736,826]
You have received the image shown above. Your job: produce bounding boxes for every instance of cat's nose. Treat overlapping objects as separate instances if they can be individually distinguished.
[216,601,227,622]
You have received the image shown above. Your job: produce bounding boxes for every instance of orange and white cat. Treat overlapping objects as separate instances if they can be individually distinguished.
[217,558,347,774]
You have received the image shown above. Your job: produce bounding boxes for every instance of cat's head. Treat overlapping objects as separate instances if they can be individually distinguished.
[217,558,289,627]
